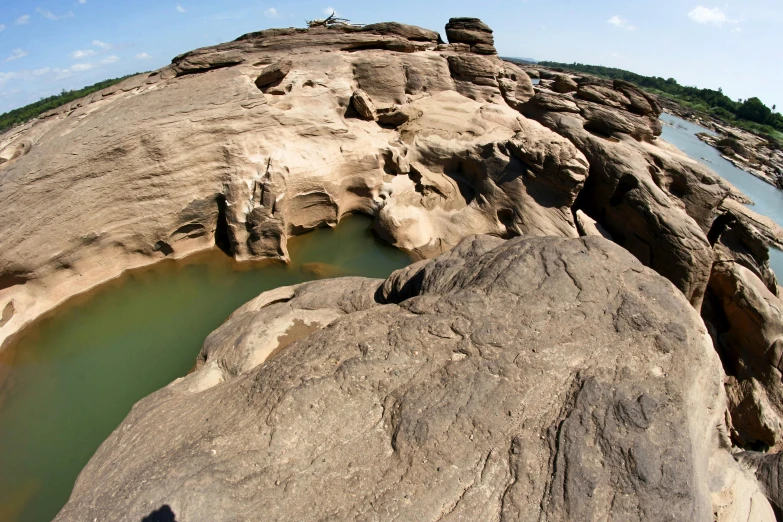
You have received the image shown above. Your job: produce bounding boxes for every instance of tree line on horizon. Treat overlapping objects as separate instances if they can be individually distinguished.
[538,61,783,142]
[0,74,137,135]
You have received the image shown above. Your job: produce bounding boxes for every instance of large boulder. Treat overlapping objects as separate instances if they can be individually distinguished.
[552,74,578,94]
[518,70,736,308]
[702,261,783,448]
[445,17,496,54]
[55,235,741,521]
[253,59,292,89]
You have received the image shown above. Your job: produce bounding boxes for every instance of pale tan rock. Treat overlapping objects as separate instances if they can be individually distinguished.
[0,23,589,350]
[710,451,776,521]
[350,89,376,120]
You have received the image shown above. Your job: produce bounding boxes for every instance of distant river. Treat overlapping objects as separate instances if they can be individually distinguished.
[0,215,412,522]
[660,113,783,277]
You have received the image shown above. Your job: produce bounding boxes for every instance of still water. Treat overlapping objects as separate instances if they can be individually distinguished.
[660,113,783,277]
[0,215,412,522]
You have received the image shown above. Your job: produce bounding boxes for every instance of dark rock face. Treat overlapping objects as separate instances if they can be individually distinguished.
[738,452,783,516]
[703,260,783,448]
[517,69,736,309]
[55,235,728,522]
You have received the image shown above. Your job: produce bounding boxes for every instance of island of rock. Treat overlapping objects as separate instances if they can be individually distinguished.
[0,16,782,521]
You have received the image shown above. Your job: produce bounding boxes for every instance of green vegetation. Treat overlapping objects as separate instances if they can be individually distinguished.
[538,61,783,144]
[0,74,138,134]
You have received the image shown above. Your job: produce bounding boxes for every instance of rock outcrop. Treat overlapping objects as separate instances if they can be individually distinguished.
[0,21,564,349]
[520,73,729,308]
[56,235,763,521]
[444,17,496,54]
[4,16,783,519]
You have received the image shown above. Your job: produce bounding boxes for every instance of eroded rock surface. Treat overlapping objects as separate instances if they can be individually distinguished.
[0,21,562,348]
[5,18,783,518]
[55,235,747,521]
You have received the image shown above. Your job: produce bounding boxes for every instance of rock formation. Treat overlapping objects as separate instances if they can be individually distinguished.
[2,16,783,520]
[56,235,774,521]
[0,21,563,349]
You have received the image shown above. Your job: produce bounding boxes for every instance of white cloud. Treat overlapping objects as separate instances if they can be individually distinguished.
[176,3,186,13]
[607,15,635,31]
[32,68,51,76]
[732,26,743,33]
[264,7,279,18]
[324,6,337,16]
[0,24,5,31]
[5,49,29,62]
[78,0,87,3]
[36,8,74,21]
[15,14,31,25]
[68,55,118,72]
[92,40,111,49]
[135,52,152,60]
[688,6,731,27]
[69,49,97,59]
[0,72,21,87]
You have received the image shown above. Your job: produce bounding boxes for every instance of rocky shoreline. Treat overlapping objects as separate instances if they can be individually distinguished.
[523,63,783,191]
[661,100,783,190]
[2,16,783,521]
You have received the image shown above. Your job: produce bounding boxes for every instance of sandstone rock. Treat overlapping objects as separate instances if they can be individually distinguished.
[445,17,496,54]
[55,235,732,522]
[702,261,783,448]
[376,105,420,127]
[577,100,656,142]
[737,451,783,517]
[350,89,377,120]
[576,84,631,110]
[497,63,534,108]
[0,19,587,348]
[710,450,777,521]
[447,54,498,84]
[709,200,779,293]
[614,80,658,116]
[552,74,578,94]
[516,67,743,308]
[254,59,292,89]
[172,46,246,76]
[525,91,580,113]
[521,107,715,307]
[358,22,441,42]
[575,209,612,239]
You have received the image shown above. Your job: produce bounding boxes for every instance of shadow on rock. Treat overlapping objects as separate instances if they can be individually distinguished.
[141,505,177,522]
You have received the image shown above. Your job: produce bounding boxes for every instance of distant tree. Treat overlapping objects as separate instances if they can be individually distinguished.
[737,97,772,125]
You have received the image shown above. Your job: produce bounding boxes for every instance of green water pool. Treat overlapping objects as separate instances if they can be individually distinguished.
[0,215,412,522]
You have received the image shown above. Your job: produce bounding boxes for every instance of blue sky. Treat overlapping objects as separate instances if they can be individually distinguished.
[0,0,781,114]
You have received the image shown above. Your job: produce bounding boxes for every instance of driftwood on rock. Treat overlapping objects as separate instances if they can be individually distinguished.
[306,12,361,28]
